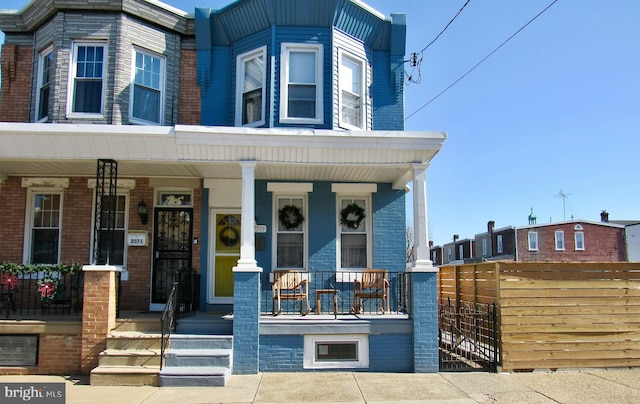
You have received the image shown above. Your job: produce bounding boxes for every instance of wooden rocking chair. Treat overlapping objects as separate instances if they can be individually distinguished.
[351,269,389,314]
[272,270,310,315]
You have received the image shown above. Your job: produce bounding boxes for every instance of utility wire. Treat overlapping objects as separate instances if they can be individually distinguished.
[405,0,559,121]
[421,0,472,53]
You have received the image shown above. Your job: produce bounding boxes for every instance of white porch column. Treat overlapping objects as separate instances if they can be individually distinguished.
[236,161,258,269]
[411,163,435,271]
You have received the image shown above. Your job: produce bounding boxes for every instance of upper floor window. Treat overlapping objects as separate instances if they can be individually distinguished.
[130,49,165,125]
[528,232,538,251]
[497,235,503,254]
[447,247,452,262]
[458,245,464,260]
[555,231,565,251]
[575,232,585,250]
[339,51,365,129]
[69,43,105,116]
[338,197,370,269]
[236,46,266,127]
[26,191,62,265]
[280,43,323,124]
[36,48,54,122]
[482,238,488,256]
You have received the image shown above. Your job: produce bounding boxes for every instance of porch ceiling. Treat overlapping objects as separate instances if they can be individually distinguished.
[0,123,446,188]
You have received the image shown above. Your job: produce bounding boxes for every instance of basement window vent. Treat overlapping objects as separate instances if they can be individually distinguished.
[303,334,368,369]
[0,335,38,366]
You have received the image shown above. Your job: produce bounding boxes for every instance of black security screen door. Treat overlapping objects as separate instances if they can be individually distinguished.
[152,208,193,304]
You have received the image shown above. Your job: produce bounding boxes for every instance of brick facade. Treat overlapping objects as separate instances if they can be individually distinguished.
[0,44,32,122]
[517,222,626,262]
[178,49,201,124]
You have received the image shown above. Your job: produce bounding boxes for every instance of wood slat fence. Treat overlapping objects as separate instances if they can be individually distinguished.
[438,261,640,371]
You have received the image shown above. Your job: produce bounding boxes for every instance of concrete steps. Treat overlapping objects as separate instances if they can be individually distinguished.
[159,335,233,387]
[90,332,162,386]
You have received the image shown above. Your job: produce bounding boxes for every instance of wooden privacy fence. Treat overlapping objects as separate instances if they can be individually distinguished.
[438,261,640,372]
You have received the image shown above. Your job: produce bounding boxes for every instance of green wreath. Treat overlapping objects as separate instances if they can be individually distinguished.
[279,205,304,230]
[219,226,240,247]
[340,203,365,229]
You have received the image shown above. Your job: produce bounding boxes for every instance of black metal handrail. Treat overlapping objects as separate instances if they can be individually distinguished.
[0,271,84,319]
[260,270,412,316]
[160,281,178,370]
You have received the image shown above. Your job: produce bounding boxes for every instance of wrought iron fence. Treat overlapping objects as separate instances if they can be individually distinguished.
[438,298,500,372]
[0,270,84,319]
[260,270,411,316]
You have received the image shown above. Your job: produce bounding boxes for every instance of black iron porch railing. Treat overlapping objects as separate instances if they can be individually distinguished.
[260,270,412,316]
[160,281,178,370]
[0,271,84,319]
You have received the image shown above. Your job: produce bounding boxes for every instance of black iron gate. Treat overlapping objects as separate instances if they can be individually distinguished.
[438,299,500,371]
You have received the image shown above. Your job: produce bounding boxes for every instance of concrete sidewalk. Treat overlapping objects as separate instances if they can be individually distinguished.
[2,369,640,403]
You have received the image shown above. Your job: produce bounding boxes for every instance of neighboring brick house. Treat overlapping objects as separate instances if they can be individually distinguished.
[440,235,474,265]
[474,221,516,261]
[516,220,626,262]
[0,0,445,380]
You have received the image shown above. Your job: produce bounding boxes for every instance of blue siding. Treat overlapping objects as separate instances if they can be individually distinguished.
[200,187,209,311]
[255,180,272,271]
[273,26,332,129]
[201,45,232,126]
[372,184,406,271]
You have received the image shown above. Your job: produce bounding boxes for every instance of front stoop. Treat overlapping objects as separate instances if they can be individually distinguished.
[159,335,233,387]
[90,332,162,386]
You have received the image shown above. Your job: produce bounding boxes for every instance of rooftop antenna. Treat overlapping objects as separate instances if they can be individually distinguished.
[556,189,570,221]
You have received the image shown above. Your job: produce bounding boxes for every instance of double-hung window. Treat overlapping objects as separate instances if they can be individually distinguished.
[575,232,585,250]
[528,232,538,251]
[497,235,503,254]
[36,48,53,122]
[130,49,165,125]
[27,191,62,265]
[276,197,306,269]
[555,231,565,251]
[482,238,488,256]
[236,46,266,126]
[339,51,365,129]
[70,43,105,116]
[94,195,127,266]
[338,198,369,269]
[280,43,323,124]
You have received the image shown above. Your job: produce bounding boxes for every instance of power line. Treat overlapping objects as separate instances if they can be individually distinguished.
[405,0,560,121]
[405,0,472,85]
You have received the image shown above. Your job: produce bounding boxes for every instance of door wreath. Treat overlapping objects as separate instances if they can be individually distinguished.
[278,205,304,230]
[340,203,365,229]
[219,226,240,247]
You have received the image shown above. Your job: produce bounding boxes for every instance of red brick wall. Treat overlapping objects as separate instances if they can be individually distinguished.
[0,177,27,262]
[178,49,201,124]
[517,222,626,262]
[0,45,33,122]
[61,178,94,264]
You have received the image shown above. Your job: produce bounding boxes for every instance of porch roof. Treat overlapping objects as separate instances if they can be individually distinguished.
[0,123,446,189]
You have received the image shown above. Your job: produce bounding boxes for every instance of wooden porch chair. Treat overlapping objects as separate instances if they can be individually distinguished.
[272,270,310,315]
[351,269,389,314]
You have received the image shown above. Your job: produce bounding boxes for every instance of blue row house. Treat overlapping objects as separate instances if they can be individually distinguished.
[0,0,445,383]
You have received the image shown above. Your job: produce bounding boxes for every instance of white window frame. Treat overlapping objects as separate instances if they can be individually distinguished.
[303,334,369,369]
[35,46,54,122]
[279,43,323,125]
[67,42,106,118]
[555,231,565,251]
[272,194,308,271]
[482,238,488,256]
[575,232,585,251]
[23,189,63,265]
[235,46,267,127]
[336,195,372,271]
[497,235,503,254]
[129,47,165,125]
[528,232,538,251]
[90,193,129,267]
[338,50,365,130]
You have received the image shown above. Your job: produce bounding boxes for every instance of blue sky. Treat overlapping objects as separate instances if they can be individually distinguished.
[1,0,639,245]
